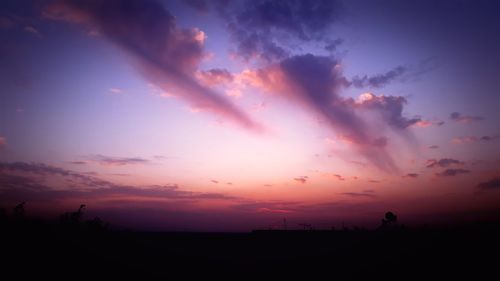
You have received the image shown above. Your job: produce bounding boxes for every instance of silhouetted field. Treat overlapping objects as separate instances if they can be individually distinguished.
[2,206,499,280]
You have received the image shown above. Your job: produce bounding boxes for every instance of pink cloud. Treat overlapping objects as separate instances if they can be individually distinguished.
[452,136,478,144]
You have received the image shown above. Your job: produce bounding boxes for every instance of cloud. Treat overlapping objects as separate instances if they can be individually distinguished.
[324,38,343,52]
[452,135,500,144]
[450,112,484,123]
[435,169,470,177]
[23,25,41,37]
[428,145,439,149]
[349,66,406,88]
[240,54,420,172]
[480,135,500,141]
[196,68,234,86]
[412,120,444,128]
[0,161,238,203]
[426,158,464,168]
[476,177,500,190]
[216,0,341,62]
[87,155,150,166]
[109,87,123,94]
[452,136,478,144]
[354,93,421,130]
[293,176,308,184]
[44,0,260,131]
[403,173,419,178]
[68,161,87,165]
[333,174,345,181]
[341,192,376,198]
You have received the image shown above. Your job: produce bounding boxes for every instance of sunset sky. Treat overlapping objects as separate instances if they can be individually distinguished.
[1,0,500,231]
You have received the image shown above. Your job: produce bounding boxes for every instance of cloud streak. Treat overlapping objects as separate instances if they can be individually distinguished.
[87,155,151,166]
[426,158,464,168]
[477,177,500,190]
[435,169,470,177]
[0,161,238,204]
[450,112,484,123]
[349,66,406,88]
[240,54,420,172]
[44,0,260,131]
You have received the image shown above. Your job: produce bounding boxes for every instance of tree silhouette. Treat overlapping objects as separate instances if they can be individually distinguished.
[380,211,399,229]
[13,202,26,220]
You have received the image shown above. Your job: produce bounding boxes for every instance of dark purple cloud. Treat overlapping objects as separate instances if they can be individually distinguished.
[349,66,406,88]
[480,135,500,141]
[216,0,341,62]
[324,38,343,52]
[450,112,484,123]
[476,177,500,190]
[0,161,238,203]
[403,173,419,178]
[435,169,470,177]
[87,155,151,166]
[426,158,464,168]
[354,93,421,130]
[243,53,420,171]
[44,0,260,131]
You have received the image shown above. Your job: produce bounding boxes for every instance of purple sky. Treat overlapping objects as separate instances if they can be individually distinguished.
[1,0,500,231]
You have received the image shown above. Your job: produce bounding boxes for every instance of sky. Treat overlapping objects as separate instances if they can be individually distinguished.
[1,0,500,231]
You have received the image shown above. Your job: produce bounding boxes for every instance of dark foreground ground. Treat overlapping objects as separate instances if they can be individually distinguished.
[2,218,500,280]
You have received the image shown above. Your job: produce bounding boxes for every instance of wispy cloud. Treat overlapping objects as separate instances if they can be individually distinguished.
[349,66,406,88]
[293,176,308,184]
[476,177,500,190]
[403,173,419,178]
[87,155,151,166]
[426,158,464,168]
[435,169,470,177]
[452,135,500,144]
[0,161,238,204]
[341,191,376,198]
[450,112,484,123]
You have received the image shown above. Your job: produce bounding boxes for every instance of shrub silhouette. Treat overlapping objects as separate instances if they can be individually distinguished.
[60,204,86,227]
[13,202,26,220]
